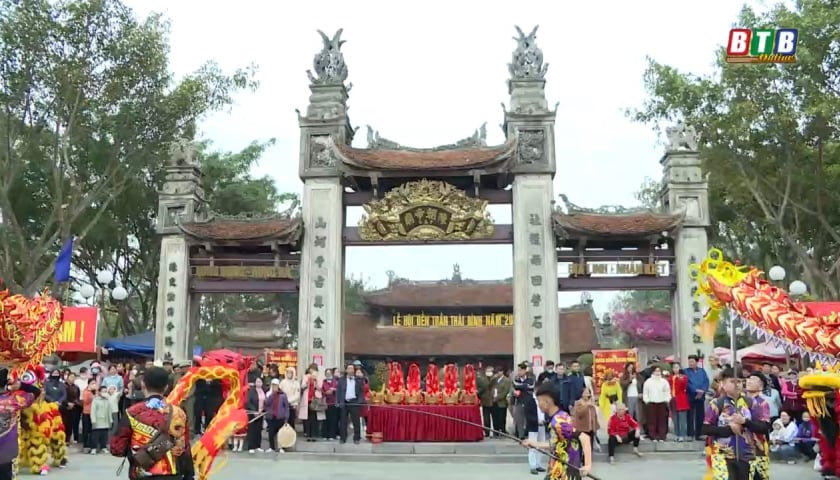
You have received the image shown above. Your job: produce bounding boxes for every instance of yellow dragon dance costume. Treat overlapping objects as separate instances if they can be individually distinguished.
[13,366,67,475]
[0,287,66,479]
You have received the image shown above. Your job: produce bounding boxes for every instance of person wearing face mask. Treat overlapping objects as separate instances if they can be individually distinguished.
[477,366,495,437]
[321,368,339,440]
[44,369,67,405]
[491,367,512,437]
[642,366,671,442]
[89,386,113,454]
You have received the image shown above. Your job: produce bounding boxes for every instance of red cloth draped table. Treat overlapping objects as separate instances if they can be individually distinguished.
[367,404,484,442]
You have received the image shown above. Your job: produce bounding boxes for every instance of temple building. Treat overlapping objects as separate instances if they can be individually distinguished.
[344,267,601,369]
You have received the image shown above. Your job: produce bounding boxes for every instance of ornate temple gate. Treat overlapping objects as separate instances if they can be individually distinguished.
[154,27,712,369]
[293,26,561,372]
[550,122,712,363]
[153,143,301,363]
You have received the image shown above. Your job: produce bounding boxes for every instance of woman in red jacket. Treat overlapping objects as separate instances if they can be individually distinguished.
[670,362,690,441]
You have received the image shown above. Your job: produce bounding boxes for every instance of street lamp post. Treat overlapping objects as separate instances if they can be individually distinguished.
[79,270,129,335]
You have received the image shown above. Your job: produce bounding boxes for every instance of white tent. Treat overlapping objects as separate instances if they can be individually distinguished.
[718,343,789,363]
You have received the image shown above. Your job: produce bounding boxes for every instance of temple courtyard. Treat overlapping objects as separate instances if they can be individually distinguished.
[50,451,811,480]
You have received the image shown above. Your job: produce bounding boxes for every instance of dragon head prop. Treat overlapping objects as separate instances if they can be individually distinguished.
[0,288,64,370]
[691,248,840,362]
[9,364,47,394]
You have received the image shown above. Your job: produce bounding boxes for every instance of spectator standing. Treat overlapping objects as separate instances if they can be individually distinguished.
[81,379,96,453]
[336,364,364,444]
[512,362,535,439]
[684,355,710,440]
[477,366,494,436]
[642,366,671,441]
[89,386,113,454]
[572,388,600,460]
[61,372,81,444]
[490,367,512,437]
[669,362,690,441]
[279,367,301,430]
[263,378,289,453]
[322,368,338,439]
[562,361,585,411]
[619,362,643,422]
[244,378,266,452]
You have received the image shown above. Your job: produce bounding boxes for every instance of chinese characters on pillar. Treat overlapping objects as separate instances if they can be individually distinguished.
[311,216,328,355]
[163,261,179,354]
[528,213,545,351]
[689,254,703,344]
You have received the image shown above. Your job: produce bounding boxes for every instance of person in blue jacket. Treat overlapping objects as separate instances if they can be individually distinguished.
[562,360,586,411]
[684,354,710,440]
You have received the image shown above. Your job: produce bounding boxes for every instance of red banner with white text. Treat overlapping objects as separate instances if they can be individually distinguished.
[56,307,98,353]
[265,349,297,374]
[592,348,637,395]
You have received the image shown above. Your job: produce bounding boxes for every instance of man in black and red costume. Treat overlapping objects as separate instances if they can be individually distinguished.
[109,366,194,480]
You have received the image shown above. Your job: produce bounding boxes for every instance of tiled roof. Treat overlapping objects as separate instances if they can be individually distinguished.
[363,281,514,308]
[344,308,599,357]
[553,211,683,237]
[334,141,515,171]
[179,215,301,243]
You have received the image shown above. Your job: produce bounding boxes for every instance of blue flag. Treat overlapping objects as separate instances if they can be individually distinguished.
[54,237,74,283]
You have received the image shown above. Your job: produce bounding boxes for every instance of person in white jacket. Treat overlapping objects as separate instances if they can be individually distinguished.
[769,412,799,463]
[279,367,301,430]
[642,366,671,441]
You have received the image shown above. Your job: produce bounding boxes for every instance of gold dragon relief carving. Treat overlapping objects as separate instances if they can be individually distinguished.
[357,179,495,241]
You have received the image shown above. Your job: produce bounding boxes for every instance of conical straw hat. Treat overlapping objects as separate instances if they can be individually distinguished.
[277,423,297,449]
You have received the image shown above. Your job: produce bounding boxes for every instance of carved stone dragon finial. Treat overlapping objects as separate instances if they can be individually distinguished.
[509,26,548,80]
[365,124,488,150]
[306,29,349,85]
[665,120,699,152]
[366,126,402,149]
[557,194,657,215]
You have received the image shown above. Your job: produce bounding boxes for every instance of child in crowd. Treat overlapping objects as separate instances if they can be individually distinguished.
[90,386,113,454]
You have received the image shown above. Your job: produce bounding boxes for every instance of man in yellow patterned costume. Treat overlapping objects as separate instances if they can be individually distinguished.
[14,365,67,476]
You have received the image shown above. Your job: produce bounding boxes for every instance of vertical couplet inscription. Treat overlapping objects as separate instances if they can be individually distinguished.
[164,261,178,350]
[528,213,545,351]
[311,217,327,353]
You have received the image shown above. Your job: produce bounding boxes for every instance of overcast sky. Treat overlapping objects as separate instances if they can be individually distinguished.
[124,0,757,316]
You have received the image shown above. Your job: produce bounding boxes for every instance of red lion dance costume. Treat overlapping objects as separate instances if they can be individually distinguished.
[691,248,840,479]
[0,287,66,480]
[165,350,251,480]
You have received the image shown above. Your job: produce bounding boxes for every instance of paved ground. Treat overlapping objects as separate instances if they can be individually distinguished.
[36,452,813,480]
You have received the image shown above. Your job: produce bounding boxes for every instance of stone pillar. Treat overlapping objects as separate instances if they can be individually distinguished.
[154,236,192,363]
[296,29,354,374]
[297,179,345,372]
[504,26,559,371]
[154,138,204,364]
[512,175,560,368]
[660,122,712,369]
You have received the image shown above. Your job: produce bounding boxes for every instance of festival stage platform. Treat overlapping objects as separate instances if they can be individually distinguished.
[277,438,706,463]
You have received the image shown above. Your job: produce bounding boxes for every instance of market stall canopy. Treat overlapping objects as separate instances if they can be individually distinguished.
[103,331,154,356]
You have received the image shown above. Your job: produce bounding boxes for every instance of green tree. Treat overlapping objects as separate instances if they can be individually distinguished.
[629,0,840,298]
[0,0,256,296]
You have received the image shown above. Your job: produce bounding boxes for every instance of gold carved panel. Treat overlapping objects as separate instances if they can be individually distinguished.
[358,179,494,241]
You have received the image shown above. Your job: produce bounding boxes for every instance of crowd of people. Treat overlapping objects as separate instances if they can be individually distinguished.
[476,354,817,476]
[43,357,377,456]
